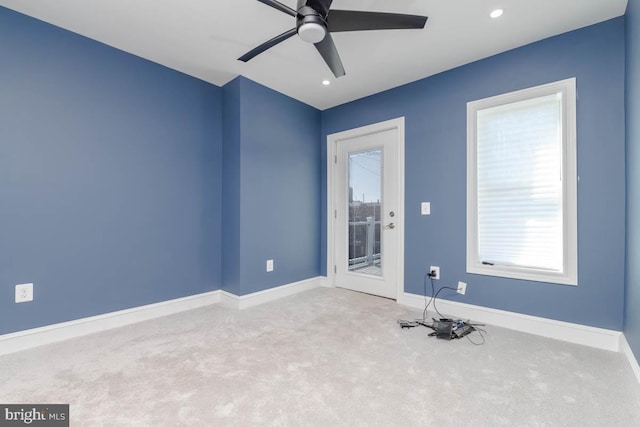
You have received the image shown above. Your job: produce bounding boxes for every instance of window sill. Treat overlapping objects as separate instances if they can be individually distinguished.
[466,263,577,286]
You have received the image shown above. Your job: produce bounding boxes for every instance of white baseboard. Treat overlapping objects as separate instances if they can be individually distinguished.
[219,276,323,310]
[397,292,622,352]
[0,290,222,356]
[1,281,627,363]
[0,277,325,356]
[621,335,640,384]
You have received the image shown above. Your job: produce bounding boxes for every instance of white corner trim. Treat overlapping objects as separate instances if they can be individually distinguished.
[621,335,640,384]
[319,276,334,288]
[397,292,622,352]
[0,290,222,356]
[219,276,323,310]
[218,290,240,310]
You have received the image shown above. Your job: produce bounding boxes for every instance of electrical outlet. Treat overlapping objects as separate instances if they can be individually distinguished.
[15,283,34,303]
[421,202,431,215]
[457,281,467,295]
[429,266,440,280]
[266,259,274,272]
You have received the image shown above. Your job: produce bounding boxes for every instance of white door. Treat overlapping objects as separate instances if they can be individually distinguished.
[328,118,404,299]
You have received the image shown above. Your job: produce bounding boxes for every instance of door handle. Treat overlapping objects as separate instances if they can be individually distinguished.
[384,223,395,229]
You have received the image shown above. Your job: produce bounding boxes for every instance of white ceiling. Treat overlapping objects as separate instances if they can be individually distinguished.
[0,0,628,110]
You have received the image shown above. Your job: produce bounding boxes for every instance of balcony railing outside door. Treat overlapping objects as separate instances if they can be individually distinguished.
[348,216,381,276]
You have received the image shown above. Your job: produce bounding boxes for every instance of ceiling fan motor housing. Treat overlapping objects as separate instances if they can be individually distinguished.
[297,0,330,17]
[296,5,327,43]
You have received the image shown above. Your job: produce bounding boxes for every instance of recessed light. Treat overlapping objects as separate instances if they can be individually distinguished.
[322,79,331,86]
[490,9,503,19]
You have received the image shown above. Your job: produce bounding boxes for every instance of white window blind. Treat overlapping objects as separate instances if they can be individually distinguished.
[466,78,577,285]
[476,93,563,271]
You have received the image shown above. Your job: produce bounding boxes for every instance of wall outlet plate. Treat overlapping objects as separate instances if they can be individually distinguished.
[429,266,440,280]
[457,281,467,295]
[266,259,274,272]
[421,202,431,215]
[15,283,33,303]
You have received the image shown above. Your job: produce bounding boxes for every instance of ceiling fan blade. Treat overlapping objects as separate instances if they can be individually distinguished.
[327,10,428,32]
[238,28,297,62]
[314,33,345,77]
[257,0,297,17]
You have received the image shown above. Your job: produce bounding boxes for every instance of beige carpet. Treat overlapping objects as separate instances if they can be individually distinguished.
[1,287,639,426]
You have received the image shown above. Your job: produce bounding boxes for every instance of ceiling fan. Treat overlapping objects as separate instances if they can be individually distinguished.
[238,0,428,78]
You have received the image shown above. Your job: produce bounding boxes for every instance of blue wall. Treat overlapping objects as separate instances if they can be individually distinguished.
[322,18,627,330]
[0,7,223,334]
[626,0,640,359]
[221,79,242,293]
[222,77,321,295]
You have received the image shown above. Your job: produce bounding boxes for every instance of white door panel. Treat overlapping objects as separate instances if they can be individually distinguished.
[328,119,404,299]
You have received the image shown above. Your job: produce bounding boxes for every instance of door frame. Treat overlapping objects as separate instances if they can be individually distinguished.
[326,117,405,299]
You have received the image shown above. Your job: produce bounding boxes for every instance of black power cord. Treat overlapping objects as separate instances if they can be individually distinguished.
[398,271,455,328]
[422,271,457,320]
[398,269,487,345]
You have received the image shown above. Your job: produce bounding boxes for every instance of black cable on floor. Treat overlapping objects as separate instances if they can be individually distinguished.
[399,270,487,344]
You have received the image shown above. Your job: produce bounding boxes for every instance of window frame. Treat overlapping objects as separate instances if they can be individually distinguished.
[466,78,578,286]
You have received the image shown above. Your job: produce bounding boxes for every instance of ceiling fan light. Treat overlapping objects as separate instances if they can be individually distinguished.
[298,22,326,44]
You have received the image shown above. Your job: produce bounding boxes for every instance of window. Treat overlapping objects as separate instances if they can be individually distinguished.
[466,78,577,285]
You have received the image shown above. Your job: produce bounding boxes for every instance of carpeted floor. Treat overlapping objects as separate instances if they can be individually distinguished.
[1,287,639,426]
